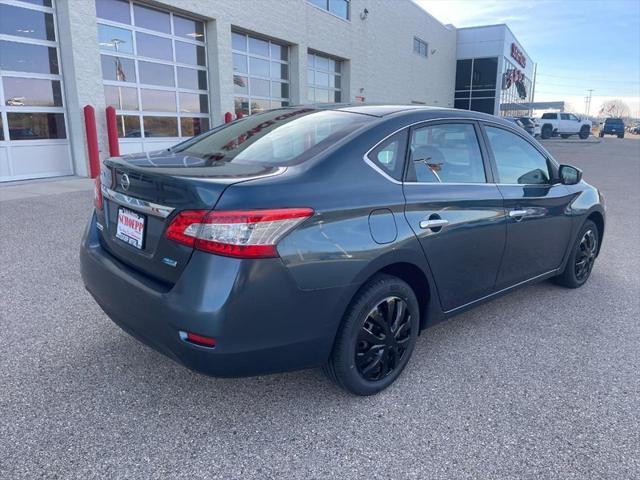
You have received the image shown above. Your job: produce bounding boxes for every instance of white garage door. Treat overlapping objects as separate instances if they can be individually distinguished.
[0,0,72,182]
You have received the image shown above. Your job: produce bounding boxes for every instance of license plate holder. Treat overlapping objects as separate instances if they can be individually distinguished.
[116,207,146,250]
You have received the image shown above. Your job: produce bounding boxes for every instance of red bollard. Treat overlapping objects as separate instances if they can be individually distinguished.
[236,111,243,120]
[105,106,120,157]
[224,111,233,123]
[83,105,100,178]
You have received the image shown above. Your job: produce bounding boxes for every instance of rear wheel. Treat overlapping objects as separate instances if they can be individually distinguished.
[618,133,624,139]
[324,274,419,396]
[599,132,604,138]
[554,220,599,288]
[541,124,552,139]
[579,126,590,139]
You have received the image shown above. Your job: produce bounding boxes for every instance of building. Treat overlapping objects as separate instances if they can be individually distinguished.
[0,1,533,184]
[455,24,534,117]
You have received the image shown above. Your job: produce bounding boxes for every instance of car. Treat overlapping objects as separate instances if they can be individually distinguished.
[539,112,592,139]
[599,118,625,138]
[504,116,526,131]
[80,105,606,396]
[516,116,540,137]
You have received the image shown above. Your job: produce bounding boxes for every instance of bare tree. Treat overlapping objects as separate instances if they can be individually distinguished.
[599,99,631,118]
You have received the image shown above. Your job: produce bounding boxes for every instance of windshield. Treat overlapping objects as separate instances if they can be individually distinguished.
[173,108,374,166]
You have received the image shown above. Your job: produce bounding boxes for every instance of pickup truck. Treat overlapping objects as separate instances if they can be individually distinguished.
[539,112,592,140]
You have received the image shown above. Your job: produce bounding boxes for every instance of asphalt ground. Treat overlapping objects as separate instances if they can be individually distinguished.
[1,136,639,479]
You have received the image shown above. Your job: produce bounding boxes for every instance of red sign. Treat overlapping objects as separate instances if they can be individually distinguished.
[511,43,526,68]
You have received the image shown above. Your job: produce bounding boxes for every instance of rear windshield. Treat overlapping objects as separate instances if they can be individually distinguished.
[172,108,374,166]
[604,118,624,124]
[517,117,533,125]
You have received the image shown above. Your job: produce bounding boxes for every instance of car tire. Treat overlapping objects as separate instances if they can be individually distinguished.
[561,134,570,139]
[541,125,552,139]
[323,274,420,396]
[579,126,590,139]
[618,134,624,139]
[554,220,599,289]
[599,132,604,138]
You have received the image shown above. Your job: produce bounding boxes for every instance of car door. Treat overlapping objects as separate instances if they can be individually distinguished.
[403,120,507,312]
[567,113,582,133]
[481,123,574,289]
[559,113,578,134]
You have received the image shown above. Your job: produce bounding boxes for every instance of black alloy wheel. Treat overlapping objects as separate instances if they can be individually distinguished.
[575,228,598,282]
[356,296,412,381]
[324,274,419,396]
[554,220,599,288]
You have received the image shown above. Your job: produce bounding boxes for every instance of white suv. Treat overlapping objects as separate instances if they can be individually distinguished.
[539,113,592,140]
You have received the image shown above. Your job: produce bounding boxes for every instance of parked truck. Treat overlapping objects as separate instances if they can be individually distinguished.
[538,112,592,140]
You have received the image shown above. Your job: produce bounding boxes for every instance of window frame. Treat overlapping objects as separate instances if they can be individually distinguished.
[413,37,428,58]
[365,129,409,182]
[96,0,210,141]
[231,30,290,116]
[479,122,560,186]
[404,120,493,184]
[0,0,69,145]
[305,0,350,21]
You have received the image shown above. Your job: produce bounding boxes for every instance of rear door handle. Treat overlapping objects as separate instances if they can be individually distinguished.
[508,209,528,219]
[419,218,449,229]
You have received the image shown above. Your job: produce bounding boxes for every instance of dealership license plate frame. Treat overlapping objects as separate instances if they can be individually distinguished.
[116,207,146,250]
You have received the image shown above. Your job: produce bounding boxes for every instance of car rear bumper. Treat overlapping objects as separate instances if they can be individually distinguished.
[80,212,346,377]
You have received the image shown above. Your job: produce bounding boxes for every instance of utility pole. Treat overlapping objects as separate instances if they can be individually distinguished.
[529,62,537,116]
[586,89,594,117]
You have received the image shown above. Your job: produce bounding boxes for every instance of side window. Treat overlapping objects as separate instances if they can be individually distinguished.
[485,126,551,185]
[560,113,570,120]
[367,130,408,181]
[568,114,579,121]
[407,123,486,183]
[541,113,556,120]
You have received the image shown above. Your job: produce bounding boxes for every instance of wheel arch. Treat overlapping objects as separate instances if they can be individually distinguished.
[586,210,605,255]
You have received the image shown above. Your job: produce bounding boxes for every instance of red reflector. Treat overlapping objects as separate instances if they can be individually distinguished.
[94,176,103,210]
[183,331,217,347]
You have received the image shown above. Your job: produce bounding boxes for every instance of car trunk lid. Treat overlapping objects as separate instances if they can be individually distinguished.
[97,151,282,285]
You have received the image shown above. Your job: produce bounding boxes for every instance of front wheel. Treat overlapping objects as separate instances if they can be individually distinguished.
[323,274,419,396]
[554,220,599,288]
[579,126,590,139]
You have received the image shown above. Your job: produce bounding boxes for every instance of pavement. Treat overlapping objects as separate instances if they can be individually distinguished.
[1,137,639,479]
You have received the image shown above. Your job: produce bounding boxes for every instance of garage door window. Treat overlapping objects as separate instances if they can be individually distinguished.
[97,0,210,140]
[232,31,290,116]
[307,51,342,103]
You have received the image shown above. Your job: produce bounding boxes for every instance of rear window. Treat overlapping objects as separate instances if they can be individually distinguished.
[541,113,557,119]
[604,118,624,124]
[172,108,374,166]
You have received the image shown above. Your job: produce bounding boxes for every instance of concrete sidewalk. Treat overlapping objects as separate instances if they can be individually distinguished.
[0,176,93,202]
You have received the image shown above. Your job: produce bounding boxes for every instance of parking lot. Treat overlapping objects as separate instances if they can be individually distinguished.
[1,136,638,479]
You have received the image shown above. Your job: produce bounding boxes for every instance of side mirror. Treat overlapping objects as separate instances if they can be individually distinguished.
[559,164,582,185]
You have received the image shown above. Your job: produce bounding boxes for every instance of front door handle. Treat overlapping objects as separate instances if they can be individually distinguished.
[508,209,528,220]
[419,218,449,230]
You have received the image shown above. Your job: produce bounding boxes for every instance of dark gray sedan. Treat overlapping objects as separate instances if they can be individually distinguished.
[81,105,605,395]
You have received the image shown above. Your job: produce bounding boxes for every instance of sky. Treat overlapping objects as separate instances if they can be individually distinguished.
[416,0,640,117]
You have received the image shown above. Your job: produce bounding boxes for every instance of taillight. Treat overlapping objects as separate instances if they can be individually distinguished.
[94,176,103,210]
[165,208,314,258]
